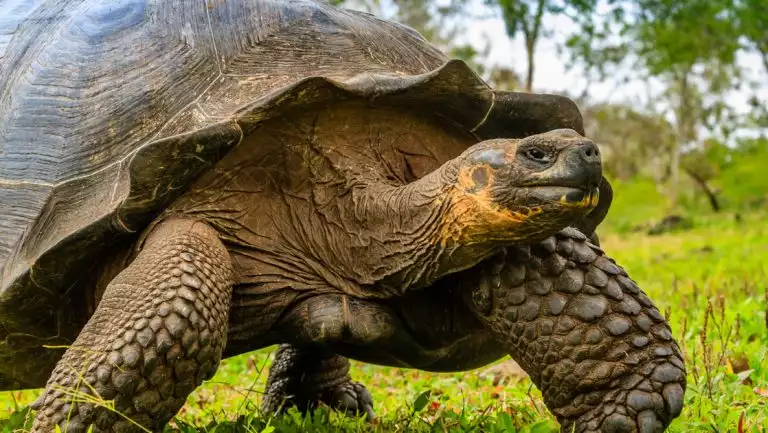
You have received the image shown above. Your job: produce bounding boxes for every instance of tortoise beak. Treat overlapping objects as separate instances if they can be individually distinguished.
[519,138,602,197]
[540,140,602,192]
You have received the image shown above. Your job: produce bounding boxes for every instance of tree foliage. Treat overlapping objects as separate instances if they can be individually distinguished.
[582,103,676,181]
[485,0,596,91]
[562,0,761,203]
[734,0,768,75]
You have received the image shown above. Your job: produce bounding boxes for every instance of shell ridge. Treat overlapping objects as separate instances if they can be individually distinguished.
[203,0,223,75]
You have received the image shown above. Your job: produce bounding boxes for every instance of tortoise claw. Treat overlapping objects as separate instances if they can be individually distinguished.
[329,381,376,420]
[29,394,45,411]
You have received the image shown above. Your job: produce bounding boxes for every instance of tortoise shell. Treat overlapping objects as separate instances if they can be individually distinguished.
[0,0,583,389]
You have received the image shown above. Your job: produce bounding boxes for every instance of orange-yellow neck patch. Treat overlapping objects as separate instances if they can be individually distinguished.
[438,165,545,245]
[438,165,598,246]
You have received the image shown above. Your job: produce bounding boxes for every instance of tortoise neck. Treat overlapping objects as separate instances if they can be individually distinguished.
[352,160,499,294]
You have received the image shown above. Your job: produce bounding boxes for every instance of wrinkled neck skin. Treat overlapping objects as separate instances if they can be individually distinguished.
[344,160,562,294]
[344,160,489,293]
[170,153,571,300]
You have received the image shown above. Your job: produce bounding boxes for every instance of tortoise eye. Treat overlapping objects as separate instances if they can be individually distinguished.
[525,147,550,163]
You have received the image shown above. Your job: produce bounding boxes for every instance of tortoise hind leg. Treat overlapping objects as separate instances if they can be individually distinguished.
[262,294,390,420]
[261,345,375,420]
[30,218,234,433]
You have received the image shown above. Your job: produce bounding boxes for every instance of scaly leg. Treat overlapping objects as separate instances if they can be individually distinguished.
[463,228,686,433]
[261,344,374,419]
[30,218,233,433]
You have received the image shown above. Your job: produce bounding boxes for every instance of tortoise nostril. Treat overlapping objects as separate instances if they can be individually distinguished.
[579,142,600,163]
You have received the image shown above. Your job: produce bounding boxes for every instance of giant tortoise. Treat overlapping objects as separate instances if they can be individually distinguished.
[0,0,686,431]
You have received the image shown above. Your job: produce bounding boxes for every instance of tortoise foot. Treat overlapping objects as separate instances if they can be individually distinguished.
[323,381,375,420]
[559,372,684,433]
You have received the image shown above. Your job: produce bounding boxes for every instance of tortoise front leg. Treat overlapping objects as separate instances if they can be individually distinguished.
[462,228,686,433]
[30,218,234,433]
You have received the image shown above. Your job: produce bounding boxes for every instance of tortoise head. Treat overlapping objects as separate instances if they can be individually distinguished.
[447,129,603,242]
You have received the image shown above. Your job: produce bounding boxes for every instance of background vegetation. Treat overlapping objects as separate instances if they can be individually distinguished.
[2,0,766,431]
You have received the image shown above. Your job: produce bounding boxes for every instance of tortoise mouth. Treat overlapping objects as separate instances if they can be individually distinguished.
[497,185,599,209]
[530,185,599,207]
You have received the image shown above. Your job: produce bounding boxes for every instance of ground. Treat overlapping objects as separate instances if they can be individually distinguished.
[2,184,767,432]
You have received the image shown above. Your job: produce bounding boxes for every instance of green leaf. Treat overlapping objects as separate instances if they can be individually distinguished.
[412,390,432,412]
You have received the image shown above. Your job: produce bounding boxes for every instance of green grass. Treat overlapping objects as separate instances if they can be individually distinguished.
[600,176,672,233]
[2,210,767,432]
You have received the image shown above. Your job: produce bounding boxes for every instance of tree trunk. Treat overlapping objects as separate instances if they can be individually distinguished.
[670,69,693,205]
[525,39,535,92]
[683,167,721,212]
[522,0,547,92]
[669,137,681,202]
